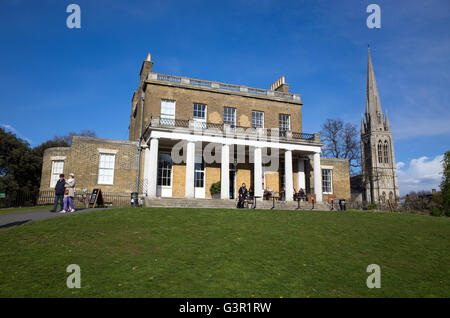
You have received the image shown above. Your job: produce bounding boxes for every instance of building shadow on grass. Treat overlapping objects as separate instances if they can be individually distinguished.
[0,220,31,230]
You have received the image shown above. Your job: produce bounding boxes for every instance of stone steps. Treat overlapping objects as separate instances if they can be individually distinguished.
[145,197,236,209]
[144,197,330,210]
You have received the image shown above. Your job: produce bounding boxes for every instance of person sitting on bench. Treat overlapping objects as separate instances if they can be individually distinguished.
[264,186,273,200]
[237,183,248,208]
[298,188,306,201]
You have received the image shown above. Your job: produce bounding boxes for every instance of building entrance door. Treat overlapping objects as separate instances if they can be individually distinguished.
[156,153,173,197]
[229,169,236,199]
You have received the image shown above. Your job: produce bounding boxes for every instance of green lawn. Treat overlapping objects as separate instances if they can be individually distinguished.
[0,207,449,297]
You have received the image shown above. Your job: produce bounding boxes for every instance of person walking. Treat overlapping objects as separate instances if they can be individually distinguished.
[61,173,76,213]
[50,174,65,212]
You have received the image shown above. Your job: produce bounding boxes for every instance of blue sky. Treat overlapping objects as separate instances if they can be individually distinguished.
[0,0,449,195]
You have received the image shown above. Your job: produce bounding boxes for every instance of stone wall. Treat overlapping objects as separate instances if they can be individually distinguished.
[40,136,140,194]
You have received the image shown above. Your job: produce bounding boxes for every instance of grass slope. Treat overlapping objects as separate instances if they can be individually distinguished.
[0,208,449,297]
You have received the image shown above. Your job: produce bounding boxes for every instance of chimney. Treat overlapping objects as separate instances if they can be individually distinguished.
[270,76,289,93]
[140,52,153,81]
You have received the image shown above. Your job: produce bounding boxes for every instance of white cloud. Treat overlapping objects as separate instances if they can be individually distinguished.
[397,154,444,195]
[1,124,32,144]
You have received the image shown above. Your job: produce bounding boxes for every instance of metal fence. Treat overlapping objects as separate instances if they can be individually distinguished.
[38,190,132,207]
[0,190,132,209]
[152,116,318,142]
[0,190,38,209]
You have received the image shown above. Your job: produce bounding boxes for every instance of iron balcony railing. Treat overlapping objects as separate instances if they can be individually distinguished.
[151,117,318,142]
[149,73,301,102]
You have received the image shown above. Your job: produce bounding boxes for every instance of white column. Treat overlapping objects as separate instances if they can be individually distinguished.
[313,152,322,203]
[148,138,159,198]
[221,144,230,199]
[185,141,195,198]
[297,158,305,190]
[254,147,263,197]
[143,147,151,195]
[284,150,293,201]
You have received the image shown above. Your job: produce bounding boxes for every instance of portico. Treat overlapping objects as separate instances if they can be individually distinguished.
[142,118,323,202]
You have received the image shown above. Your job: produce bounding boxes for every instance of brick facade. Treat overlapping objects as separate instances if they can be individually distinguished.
[40,136,140,194]
[305,157,351,201]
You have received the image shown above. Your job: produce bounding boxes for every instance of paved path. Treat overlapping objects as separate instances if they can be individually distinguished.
[0,208,107,230]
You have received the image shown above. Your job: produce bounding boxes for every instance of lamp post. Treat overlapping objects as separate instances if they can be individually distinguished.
[136,92,146,195]
[232,158,237,200]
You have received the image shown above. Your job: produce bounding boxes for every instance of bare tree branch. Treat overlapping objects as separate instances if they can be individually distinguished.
[320,118,361,175]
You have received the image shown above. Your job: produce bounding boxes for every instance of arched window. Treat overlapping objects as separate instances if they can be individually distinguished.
[381,192,386,204]
[377,141,383,164]
[389,192,394,202]
[383,141,389,164]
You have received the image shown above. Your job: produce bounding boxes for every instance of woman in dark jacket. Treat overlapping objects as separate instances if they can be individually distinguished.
[237,183,248,208]
[51,174,65,212]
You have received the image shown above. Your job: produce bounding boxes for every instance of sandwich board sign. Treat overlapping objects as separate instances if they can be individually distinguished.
[88,189,104,208]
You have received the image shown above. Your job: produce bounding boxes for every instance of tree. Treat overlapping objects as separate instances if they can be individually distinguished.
[320,118,360,175]
[53,129,96,146]
[0,128,97,207]
[32,139,69,160]
[440,151,450,213]
[0,128,41,205]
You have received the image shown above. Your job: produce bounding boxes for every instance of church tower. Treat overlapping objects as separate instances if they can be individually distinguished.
[361,47,400,205]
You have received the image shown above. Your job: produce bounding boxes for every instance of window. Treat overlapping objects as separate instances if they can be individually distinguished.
[378,141,383,164]
[193,103,206,120]
[223,107,236,127]
[322,169,332,194]
[193,103,207,128]
[383,141,389,164]
[252,111,264,128]
[50,160,64,188]
[157,153,172,186]
[194,155,205,188]
[279,114,290,136]
[160,99,176,125]
[98,154,115,185]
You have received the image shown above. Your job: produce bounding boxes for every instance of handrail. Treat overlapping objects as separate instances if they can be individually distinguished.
[153,117,317,142]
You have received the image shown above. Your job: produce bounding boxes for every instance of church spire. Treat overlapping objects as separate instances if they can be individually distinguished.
[384,109,390,131]
[366,46,383,129]
[360,46,399,205]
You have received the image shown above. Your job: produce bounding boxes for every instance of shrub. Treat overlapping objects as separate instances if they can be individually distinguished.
[367,203,378,210]
[430,207,443,217]
[210,181,221,195]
